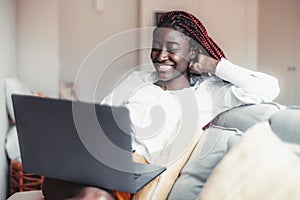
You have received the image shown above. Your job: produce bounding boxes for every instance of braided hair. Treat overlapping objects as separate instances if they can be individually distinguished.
[157,10,226,60]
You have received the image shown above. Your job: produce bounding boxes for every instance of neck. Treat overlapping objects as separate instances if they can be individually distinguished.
[155,75,190,91]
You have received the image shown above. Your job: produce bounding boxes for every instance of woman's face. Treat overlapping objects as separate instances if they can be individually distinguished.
[150,27,193,81]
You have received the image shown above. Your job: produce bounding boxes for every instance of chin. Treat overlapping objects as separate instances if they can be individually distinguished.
[157,73,177,81]
[155,70,168,77]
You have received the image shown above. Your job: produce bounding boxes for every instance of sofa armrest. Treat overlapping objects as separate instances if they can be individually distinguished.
[213,103,282,132]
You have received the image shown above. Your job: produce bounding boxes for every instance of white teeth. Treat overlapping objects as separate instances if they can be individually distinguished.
[158,65,172,70]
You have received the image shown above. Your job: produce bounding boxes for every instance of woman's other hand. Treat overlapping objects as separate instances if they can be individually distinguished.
[189,54,219,75]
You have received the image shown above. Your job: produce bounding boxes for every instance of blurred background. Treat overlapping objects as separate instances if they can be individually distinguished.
[1,0,299,198]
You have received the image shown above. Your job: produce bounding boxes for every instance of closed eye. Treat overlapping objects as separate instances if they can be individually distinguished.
[167,42,180,53]
[167,48,179,53]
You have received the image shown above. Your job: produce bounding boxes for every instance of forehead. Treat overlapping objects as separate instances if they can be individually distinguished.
[153,27,190,43]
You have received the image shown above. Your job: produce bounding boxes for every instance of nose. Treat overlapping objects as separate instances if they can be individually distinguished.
[157,48,168,62]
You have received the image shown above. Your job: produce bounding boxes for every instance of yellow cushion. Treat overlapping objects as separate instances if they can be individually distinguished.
[199,122,300,200]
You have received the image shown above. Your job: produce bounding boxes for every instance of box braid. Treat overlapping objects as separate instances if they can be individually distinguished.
[157,10,226,60]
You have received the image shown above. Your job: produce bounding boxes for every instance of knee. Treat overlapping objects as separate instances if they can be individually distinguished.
[74,187,115,200]
[42,177,114,200]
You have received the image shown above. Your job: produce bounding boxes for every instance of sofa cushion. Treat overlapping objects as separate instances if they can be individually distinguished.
[168,103,284,199]
[132,132,202,200]
[4,77,31,123]
[214,103,282,132]
[168,126,242,200]
[269,106,300,144]
[198,122,300,200]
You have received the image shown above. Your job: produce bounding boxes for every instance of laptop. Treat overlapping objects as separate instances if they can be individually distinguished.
[12,94,166,193]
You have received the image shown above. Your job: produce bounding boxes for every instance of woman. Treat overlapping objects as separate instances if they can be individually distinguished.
[101,11,279,164]
[43,10,279,199]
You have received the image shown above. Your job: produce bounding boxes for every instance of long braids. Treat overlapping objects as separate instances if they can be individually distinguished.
[157,10,226,60]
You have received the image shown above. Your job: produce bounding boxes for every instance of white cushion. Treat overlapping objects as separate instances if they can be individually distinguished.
[5,126,21,161]
[4,77,31,123]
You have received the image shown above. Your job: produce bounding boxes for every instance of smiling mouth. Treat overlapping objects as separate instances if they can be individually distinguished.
[155,64,174,72]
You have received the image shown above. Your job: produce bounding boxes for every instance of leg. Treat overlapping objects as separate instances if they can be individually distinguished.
[42,177,114,200]
[67,187,115,200]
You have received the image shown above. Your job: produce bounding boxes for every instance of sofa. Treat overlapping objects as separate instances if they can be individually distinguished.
[7,103,300,200]
[198,107,300,200]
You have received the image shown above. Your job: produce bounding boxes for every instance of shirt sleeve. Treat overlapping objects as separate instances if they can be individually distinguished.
[214,58,280,104]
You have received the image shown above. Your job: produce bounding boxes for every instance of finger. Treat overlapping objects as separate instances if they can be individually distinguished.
[189,60,195,68]
[189,65,196,74]
[189,61,195,72]
[189,63,201,74]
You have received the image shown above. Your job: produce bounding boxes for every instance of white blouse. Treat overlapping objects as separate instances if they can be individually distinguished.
[101,58,280,163]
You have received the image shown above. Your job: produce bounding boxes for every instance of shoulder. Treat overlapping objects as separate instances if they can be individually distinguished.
[127,82,162,102]
[100,70,157,106]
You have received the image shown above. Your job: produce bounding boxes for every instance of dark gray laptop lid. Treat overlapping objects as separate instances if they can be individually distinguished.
[12,94,166,193]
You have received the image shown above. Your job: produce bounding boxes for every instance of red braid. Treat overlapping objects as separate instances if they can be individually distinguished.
[158,10,226,60]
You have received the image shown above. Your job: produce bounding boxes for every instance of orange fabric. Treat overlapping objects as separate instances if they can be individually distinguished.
[34,92,49,98]
[112,191,132,200]
[111,153,149,200]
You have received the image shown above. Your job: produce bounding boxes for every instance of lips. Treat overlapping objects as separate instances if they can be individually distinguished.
[155,64,174,72]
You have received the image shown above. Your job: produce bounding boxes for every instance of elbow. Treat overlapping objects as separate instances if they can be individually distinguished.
[270,85,280,101]
[252,73,281,102]
[264,78,280,102]
[252,76,280,102]
[231,81,280,104]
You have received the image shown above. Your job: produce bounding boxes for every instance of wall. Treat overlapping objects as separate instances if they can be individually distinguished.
[0,0,16,198]
[258,0,300,105]
[196,0,258,69]
[60,0,139,101]
[140,0,200,26]
[16,0,139,101]
[16,0,60,97]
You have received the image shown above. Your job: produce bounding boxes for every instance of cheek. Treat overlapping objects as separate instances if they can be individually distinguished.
[173,48,191,62]
[174,56,190,72]
[172,54,190,65]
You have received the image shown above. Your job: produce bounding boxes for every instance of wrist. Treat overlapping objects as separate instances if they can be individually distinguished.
[209,59,219,74]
